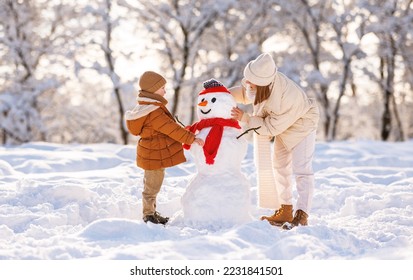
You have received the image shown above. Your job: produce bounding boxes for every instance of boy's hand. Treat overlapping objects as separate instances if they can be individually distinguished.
[193,138,205,146]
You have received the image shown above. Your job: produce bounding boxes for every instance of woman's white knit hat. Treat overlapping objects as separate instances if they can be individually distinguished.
[243,53,277,86]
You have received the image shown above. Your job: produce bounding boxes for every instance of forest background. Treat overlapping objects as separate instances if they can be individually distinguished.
[1,0,412,145]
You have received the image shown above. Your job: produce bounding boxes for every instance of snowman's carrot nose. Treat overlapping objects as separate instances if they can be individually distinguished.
[198,100,208,107]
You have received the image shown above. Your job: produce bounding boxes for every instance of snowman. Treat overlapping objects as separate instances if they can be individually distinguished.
[181,79,251,229]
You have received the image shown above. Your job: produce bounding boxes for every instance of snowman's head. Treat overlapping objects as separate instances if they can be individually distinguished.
[197,79,236,120]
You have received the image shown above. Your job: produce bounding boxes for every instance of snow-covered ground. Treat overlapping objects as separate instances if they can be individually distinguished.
[0,140,412,260]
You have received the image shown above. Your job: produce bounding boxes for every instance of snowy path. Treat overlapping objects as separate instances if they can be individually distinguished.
[0,141,412,259]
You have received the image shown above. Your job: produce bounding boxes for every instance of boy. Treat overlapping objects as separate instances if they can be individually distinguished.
[125,71,204,225]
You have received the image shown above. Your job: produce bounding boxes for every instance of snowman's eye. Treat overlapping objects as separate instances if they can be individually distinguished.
[211,97,217,103]
[201,98,205,102]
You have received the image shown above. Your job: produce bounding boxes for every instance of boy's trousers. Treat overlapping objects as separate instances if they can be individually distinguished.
[142,168,165,216]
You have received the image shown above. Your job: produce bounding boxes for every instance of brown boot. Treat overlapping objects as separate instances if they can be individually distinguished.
[282,209,308,230]
[260,204,293,226]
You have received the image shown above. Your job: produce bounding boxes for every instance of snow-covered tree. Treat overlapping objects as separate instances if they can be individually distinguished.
[0,0,77,144]
[120,0,226,119]
[197,0,279,86]
[327,0,367,140]
[358,0,413,141]
[271,0,338,140]
[268,0,412,141]
[74,0,136,144]
[187,0,280,122]
[120,0,282,124]
[1,0,411,144]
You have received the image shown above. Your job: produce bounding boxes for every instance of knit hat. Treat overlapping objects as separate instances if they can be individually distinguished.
[243,53,277,86]
[139,71,167,93]
[199,79,231,95]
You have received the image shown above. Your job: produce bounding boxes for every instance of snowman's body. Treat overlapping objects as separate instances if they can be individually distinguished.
[181,80,251,228]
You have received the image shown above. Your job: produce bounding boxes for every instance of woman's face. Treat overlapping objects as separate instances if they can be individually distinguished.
[244,80,257,102]
[245,80,257,91]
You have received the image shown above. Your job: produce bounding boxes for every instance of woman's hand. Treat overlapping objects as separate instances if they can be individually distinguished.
[231,107,244,121]
[193,138,205,146]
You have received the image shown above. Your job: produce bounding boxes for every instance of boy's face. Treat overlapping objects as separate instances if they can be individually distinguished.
[154,85,166,97]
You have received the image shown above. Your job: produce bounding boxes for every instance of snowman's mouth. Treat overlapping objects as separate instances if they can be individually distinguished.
[200,109,211,114]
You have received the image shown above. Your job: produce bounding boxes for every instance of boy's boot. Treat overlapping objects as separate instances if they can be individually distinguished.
[260,204,293,226]
[143,211,169,225]
[282,209,308,230]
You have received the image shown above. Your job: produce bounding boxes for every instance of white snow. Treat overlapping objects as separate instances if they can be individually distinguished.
[0,140,412,260]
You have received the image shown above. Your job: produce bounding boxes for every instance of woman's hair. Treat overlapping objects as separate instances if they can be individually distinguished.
[254,84,272,105]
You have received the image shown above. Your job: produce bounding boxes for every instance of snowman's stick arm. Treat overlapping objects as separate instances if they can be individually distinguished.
[236,126,261,139]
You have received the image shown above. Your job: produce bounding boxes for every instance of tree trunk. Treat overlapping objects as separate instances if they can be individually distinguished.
[381,90,392,141]
[381,35,397,141]
[114,87,128,144]
[320,84,330,140]
[391,90,405,141]
[331,59,351,140]
[171,34,189,116]
[104,0,127,144]
[1,129,6,144]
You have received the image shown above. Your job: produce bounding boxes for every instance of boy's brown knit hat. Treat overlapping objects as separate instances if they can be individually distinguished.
[139,71,166,93]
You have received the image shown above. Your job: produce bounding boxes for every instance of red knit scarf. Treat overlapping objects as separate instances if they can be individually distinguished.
[183,118,241,165]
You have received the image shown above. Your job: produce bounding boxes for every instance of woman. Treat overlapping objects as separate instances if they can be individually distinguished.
[230,53,319,229]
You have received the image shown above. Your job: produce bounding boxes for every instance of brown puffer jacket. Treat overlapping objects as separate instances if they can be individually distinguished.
[125,92,195,170]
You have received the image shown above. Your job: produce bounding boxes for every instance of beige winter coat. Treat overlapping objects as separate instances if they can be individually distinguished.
[231,72,319,151]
